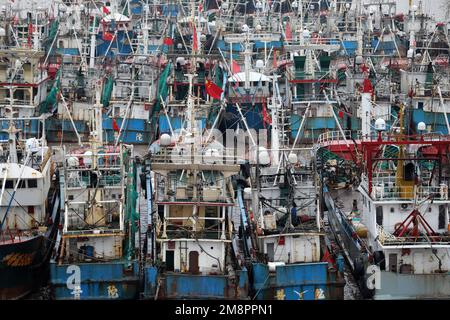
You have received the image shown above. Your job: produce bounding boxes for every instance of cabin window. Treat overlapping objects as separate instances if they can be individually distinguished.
[5,180,14,188]
[439,205,446,229]
[376,206,383,225]
[18,180,26,188]
[390,207,394,213]
[68,195,74,201]
[403,163,415,181]
[28,179,37,188]
[28,206,35,214]
[417,101,424,110]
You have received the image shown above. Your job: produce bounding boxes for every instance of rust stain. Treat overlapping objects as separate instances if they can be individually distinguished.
[2,252,35,267]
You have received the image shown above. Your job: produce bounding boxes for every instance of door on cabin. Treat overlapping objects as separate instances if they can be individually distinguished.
[189,251,199,274]
[166,250,174,271]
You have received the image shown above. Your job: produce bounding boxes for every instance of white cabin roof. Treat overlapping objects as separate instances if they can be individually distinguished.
[102,13,131,23]
[228,71,270,82]
[0,163,43,180]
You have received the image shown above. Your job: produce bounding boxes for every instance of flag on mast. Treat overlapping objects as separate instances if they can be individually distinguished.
[285,22,292,41]
[103,31,114,41]
[205,79,223,99]
[262,102,272,126]
[231,60,240,74]
[192,24,198,51]
[112,118,120,132]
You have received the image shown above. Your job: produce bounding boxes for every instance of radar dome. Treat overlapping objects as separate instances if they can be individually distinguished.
[258,147,270,165]
[83,150,93,166]
[288,153,298,164]
[160,133,172,146]
[375,118,386,131]
[417,122,426,131]
[67,156,80,167]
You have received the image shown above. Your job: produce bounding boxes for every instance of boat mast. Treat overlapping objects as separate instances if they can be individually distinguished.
[6,85,18,164]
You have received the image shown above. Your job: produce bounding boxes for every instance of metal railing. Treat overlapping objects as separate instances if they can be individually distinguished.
[317,130,361,146]
[377,224,450,246]
[361,176,450,201]
[151,146,243,166]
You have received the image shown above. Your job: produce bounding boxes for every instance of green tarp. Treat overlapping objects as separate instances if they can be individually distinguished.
[101,76,114,108]
[124,153,139,264]
[39,68,61,114]
[151,62,172,130]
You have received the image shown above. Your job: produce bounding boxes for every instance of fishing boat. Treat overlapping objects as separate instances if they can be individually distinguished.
[142,57,249,298]
[0,112,59,299]
[49,83,140,299]
[233,75,345,300]
[320,104,450,299]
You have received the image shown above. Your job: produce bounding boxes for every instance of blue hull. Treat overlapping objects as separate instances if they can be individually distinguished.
[43,118,150,144]
[50,261,140,300]
[251,262,345,300]
[143,266,249,299]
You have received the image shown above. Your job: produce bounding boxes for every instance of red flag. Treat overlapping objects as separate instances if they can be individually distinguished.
[163,37,174,45]
[192,24,198,51]
[360,64,369,74]
[338,110,344,119]
[102,6,110,14]
[362,78,373,93]
[205,79,223,99]
[103,31,114,41]
[285,22,292,41]
[231,60,240,74]
[112,118,120,132]
[262,103,272,126]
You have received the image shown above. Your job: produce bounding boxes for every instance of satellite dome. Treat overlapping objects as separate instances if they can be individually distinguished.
[257,147,270,165]
[417,122,426,131]
[288,153,298,164]
[375,118,386,132]
[160,133,172,146]
[67,156,80,167]
[83,150,93,166]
